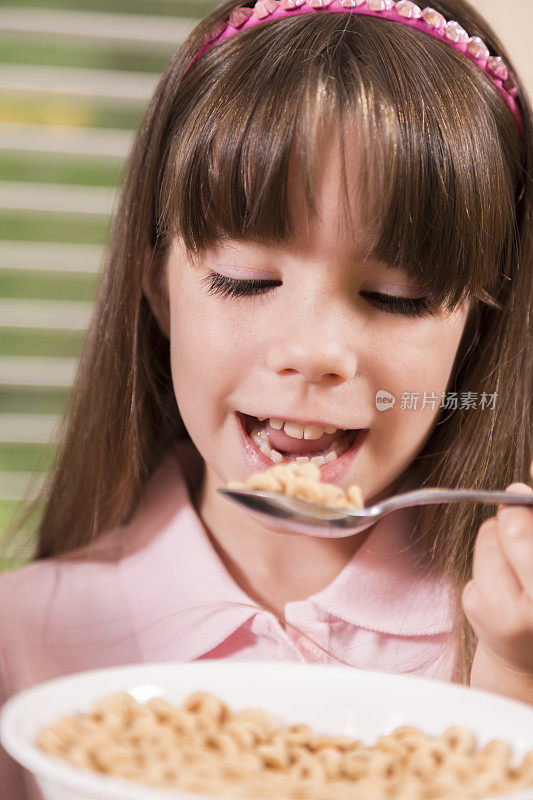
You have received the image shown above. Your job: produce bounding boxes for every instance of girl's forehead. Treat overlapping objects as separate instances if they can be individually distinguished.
[286,156,374,248]
[196,141,375,263]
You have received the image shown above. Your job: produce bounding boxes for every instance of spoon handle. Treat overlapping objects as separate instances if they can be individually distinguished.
[371,488,533,517]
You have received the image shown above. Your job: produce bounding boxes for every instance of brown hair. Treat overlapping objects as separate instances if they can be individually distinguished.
[5,0,532,684]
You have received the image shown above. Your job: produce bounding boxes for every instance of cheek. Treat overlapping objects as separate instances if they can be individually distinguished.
[371,316,467,435]
[376,315,465,388]
[168,294,255,404]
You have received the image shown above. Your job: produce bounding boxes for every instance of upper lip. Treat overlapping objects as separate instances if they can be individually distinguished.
[238,411,361,431]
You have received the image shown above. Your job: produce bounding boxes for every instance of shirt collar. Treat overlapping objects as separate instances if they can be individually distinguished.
[120,439,452,663]
[304,504,453,635]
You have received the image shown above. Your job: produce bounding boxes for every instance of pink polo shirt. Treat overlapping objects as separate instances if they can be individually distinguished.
[0,438,454,799]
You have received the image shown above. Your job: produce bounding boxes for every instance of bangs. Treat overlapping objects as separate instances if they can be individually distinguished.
[159,12,522,312]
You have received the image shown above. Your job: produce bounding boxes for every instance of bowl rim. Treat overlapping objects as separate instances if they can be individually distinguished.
[2,660,533,800]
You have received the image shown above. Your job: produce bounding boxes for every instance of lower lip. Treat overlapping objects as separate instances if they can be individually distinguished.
[235,412,368,483]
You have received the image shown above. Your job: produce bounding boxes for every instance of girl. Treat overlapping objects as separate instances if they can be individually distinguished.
[2,0,533,795]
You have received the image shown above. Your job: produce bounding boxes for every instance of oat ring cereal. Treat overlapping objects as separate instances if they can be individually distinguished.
[227,461,364,510]
[37,690,533,800]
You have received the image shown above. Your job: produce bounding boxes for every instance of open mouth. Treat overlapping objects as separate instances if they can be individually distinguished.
[239,413,360,467]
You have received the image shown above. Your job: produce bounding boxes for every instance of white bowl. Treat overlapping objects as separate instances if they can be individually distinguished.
[2,661,533,800]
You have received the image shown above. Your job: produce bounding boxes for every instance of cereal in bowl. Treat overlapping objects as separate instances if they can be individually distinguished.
[227,461,364,510]
[36,690,533,799]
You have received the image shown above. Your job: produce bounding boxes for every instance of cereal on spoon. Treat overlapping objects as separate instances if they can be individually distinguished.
[227,461,364,510]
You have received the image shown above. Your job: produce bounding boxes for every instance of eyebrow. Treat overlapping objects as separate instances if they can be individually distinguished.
[216,236,377,259]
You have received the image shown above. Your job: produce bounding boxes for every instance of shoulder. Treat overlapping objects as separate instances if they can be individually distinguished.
[0,531,123,631]
[0,558,59,618]
[0,439,200,689]
[0,541,132,698]
[0,440,188,624]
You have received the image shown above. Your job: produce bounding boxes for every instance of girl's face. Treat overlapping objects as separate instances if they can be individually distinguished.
[159,141,471,509]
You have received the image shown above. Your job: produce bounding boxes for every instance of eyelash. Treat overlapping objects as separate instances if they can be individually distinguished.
[202,272,432,318]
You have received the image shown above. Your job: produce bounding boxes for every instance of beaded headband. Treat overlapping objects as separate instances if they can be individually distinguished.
[185,0,524,143]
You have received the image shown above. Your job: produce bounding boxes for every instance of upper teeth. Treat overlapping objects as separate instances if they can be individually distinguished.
[256,417,338,440]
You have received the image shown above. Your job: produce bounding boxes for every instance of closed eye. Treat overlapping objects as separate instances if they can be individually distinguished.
[202,272,433,317]
[359,291,433,318]
[202,272,281,299]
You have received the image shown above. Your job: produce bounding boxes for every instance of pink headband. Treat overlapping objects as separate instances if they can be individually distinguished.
[185,0,524,143]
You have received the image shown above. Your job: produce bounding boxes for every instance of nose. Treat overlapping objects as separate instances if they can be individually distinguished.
[267,337,357,384]
[265,277,360,384]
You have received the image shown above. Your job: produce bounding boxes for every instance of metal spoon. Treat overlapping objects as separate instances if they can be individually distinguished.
[217,487,533,538]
